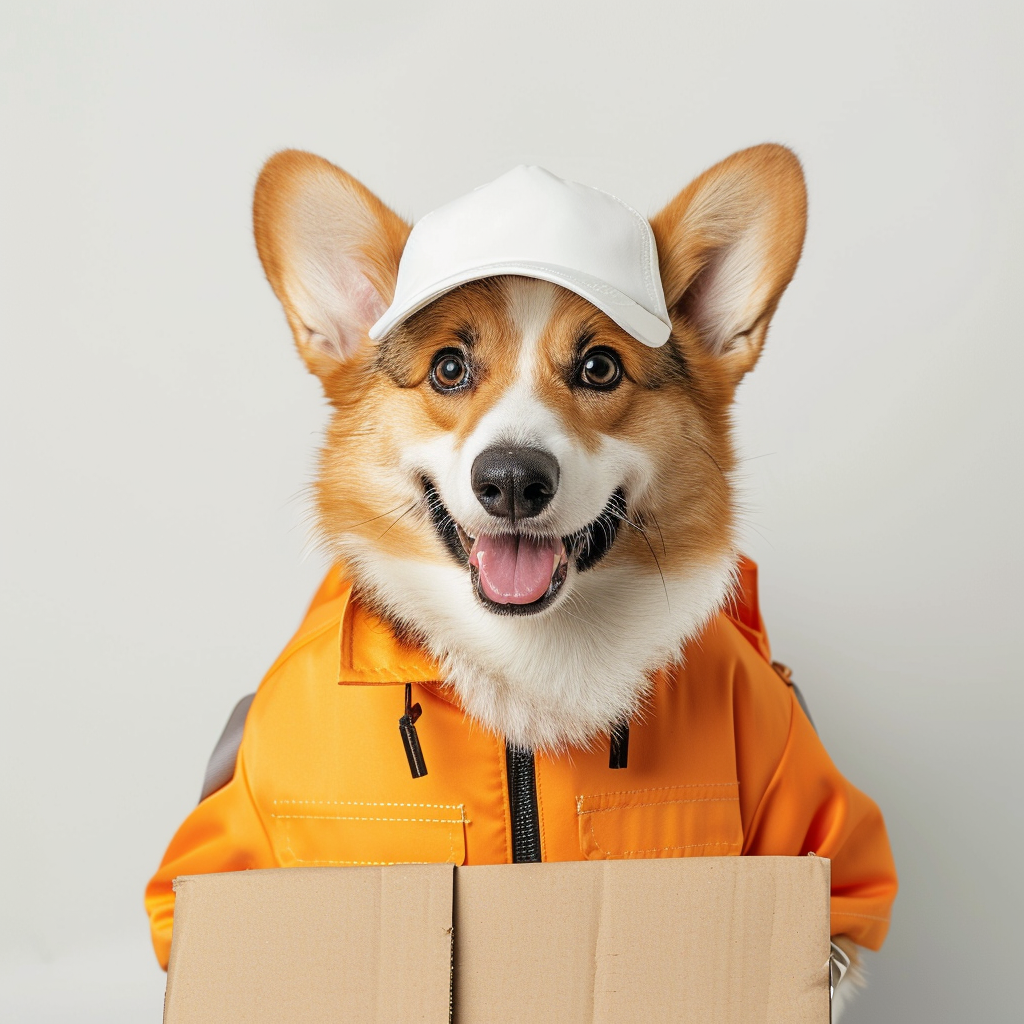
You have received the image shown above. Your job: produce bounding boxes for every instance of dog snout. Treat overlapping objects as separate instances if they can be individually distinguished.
[471,446,559,520]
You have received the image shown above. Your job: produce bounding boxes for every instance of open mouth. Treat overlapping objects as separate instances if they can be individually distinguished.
[423,480,626,616]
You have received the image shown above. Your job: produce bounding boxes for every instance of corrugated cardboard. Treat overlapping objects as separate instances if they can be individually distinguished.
[166,865,455,1023]
[454,858,830,1023]
[164,856,831,1024]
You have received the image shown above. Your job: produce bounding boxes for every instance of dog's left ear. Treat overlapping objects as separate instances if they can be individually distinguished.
[253,150,410,377]
[651,144,807,381]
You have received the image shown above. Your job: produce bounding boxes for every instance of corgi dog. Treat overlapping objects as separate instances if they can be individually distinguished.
[241,143,874,1013]
[253,145,803,750]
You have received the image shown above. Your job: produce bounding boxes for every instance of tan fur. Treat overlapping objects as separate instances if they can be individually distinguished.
[285,279,723,581]
[376,279,529,445]
[247,142,865,995]
[651,143,807,381]
[252,144,808,748]
[254,150,410,375]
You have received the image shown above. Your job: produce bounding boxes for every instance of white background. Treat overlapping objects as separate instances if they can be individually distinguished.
[1,2,1020,1019]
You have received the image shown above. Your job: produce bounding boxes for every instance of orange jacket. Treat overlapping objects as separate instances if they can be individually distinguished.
[145,559,897,968]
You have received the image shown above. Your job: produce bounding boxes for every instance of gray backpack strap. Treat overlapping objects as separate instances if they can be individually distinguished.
[199,693,255,803]
[771,661,817,732]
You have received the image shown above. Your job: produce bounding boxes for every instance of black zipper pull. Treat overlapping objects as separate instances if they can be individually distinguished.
[609,720,630,769]
[399,682,428,779]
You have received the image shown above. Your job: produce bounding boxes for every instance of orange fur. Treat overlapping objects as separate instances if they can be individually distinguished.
[249,143,868,994]
[253,145,806,586]
[252,145,808,741]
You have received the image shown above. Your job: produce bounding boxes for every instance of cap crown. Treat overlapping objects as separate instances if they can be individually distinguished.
[370,166,671,347]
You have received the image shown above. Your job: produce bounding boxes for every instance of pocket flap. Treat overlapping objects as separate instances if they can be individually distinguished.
[577,783,742,859]
[270,800,467,866]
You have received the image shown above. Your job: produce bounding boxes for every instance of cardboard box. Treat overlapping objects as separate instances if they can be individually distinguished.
[165,856,831,1023]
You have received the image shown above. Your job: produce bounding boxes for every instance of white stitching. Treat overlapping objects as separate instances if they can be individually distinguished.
[580,797,737,815]
[577,782,737,801]
[271,813,468,824]
[584,812,741,857]
[272,799,463,810]
[277,814,466,865]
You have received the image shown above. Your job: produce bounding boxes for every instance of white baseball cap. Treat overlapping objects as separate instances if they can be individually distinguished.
[369,166,672,347]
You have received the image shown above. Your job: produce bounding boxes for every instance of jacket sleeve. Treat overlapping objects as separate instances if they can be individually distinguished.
[144,751,276,969]
[741,692,898,950]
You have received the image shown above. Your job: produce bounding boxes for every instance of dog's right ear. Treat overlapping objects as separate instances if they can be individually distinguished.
[253,151,410,377]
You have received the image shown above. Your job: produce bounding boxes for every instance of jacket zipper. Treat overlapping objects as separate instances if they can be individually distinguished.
[505,743,542,862]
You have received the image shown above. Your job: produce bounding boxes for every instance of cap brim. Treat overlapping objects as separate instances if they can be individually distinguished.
[370,262,671,347]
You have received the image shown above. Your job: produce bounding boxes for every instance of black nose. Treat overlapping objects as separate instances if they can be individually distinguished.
[471,446,560,520]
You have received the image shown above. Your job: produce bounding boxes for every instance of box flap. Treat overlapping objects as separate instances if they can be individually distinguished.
[164,865,454,1024]
[452,856,830,1024]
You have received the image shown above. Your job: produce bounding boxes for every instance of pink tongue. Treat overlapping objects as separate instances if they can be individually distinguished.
[470,534,562,605]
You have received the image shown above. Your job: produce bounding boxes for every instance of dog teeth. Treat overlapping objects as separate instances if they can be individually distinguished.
[550,542,570,575]
[456,524,474,556]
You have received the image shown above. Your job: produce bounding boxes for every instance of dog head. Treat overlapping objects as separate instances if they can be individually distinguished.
[253,146,806,750]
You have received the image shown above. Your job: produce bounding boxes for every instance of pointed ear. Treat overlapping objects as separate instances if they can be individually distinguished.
[253,150,410,376]
[650,144,807,380]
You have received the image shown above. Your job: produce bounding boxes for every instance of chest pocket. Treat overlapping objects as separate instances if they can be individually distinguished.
[576,783,742,859]
[268,800,467,867]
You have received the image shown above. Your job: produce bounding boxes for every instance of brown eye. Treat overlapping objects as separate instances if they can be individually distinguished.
[577,348,622,390]
[430,350,470,391]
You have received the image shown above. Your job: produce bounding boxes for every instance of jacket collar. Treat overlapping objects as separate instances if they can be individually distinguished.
[337,585,443,686]
[260,564,443,689]
[275,556,768,690]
